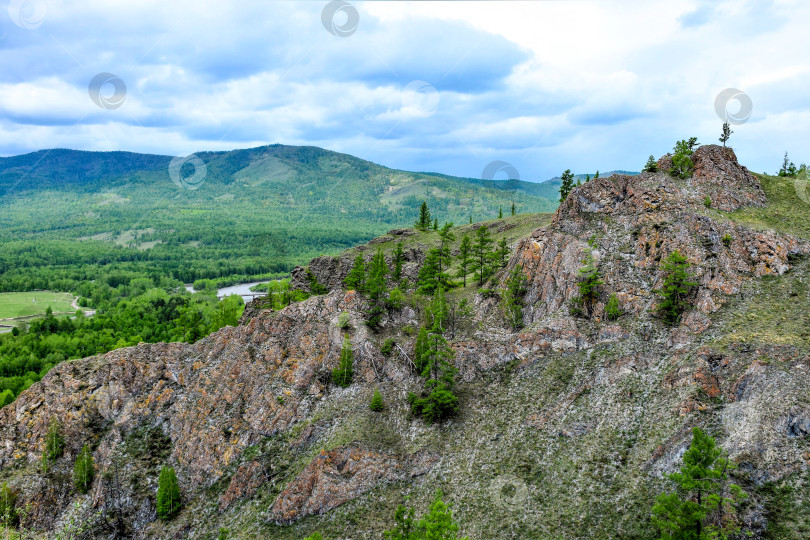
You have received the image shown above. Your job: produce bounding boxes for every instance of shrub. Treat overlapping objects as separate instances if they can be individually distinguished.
[0,482,17,528]
[703,196,712,208]
[332,336,354,387]
[381,338,395,356]
[73,444,95,494]
[721,234,732,247]
[605,293,621,321]
[370,389,384,412]
[156,466,182,520]
[337,311,350,329]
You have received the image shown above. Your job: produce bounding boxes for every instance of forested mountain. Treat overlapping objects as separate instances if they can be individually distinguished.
[0,144,559,290]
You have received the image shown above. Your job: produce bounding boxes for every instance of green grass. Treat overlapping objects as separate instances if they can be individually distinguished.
[0,291,78,319]
[720,173,810,239]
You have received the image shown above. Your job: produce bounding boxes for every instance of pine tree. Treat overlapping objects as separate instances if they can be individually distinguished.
[437,223,455,277]
[778,152,798,177]
[586,174,591,182]
[559,169,575,202]
[413,326,430,375]
[427,286,449,333]
[594,170,600,179]
[73,444,95,494]
[370,389,384,411]
[432,217,439,231]
[416,249,446,295]
[365,249,389,329]
[344,254,366,292]
[643,155,658,173]
[510,201,516,215]
[472,225,494,285]
[415,491,468,539]
[719,122,733,147]
[332,336,354,387]
[156,466,182,520]
[455,235,473,287]
[392,242,405,281]
[652,427,745,539]
[385,491,468,540]
[416,201,431,230]
[656,250,697,325]
[671,137,699,179]
[41,417,65,473]
[495,237,509,268]
[498,207,503,219]
[502,266,528,329]
[570,248,603,318]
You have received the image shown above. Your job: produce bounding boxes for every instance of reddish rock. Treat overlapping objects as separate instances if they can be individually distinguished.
[219,461,266,510]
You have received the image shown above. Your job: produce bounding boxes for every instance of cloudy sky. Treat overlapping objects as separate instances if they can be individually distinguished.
[0,0,808,181]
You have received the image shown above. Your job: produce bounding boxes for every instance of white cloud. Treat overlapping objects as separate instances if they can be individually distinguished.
[0,0,808,180]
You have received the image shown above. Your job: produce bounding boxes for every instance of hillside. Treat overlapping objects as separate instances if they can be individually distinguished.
[0,146,808,539]
[0,145,559,291]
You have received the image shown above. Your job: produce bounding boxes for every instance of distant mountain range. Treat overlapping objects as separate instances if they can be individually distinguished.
[0,144,578,283]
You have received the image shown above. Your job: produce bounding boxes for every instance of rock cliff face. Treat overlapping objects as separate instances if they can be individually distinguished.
[1,146,808,539]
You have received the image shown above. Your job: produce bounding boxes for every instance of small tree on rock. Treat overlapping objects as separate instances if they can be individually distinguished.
[332,336,355,387]
[344,254,366,292]
[41,417,65,473]
[370,389,384,412]
[719,122,732,147]
[502,266,528,329]
[559,169,575,202]
[644,155,658,173]
[656,250,697,325]
[156,466,182,520]
[652,427,745,539]
[73,444,95,494]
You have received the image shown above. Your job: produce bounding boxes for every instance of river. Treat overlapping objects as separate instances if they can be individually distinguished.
[184,281,268,303]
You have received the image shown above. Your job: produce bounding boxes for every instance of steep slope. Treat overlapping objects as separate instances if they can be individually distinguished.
[0,146,808,539]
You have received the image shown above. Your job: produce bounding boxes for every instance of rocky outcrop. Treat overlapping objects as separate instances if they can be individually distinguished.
[269,446,437,523]
[505,148,807,325]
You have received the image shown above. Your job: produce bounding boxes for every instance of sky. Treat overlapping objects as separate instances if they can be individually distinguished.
[0,0,808,181]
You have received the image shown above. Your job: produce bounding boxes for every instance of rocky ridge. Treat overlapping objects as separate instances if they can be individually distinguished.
[0,145,808,538]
